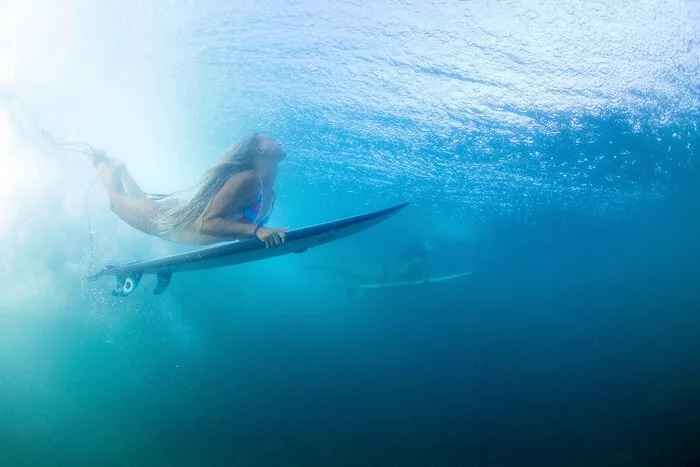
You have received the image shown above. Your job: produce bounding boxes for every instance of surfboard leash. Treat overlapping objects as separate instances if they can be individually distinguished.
[41,130,101,272]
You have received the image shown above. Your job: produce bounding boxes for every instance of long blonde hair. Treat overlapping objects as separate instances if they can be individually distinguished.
[154,133,263,235]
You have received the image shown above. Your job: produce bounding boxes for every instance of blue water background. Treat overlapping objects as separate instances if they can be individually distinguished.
[1,0,699,465]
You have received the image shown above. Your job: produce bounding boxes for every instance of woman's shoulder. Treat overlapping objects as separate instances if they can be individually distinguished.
[224,169,261,190]
[212,170,262,204]
[227,168,258,182]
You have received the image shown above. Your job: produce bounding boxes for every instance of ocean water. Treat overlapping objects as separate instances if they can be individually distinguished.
[1,0,699,466]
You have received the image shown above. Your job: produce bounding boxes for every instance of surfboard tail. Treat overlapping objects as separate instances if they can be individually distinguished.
[87,265,116,281]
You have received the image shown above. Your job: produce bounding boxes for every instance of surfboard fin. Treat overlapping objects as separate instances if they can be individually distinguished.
[154,272,173,295]
[112,272,143,297]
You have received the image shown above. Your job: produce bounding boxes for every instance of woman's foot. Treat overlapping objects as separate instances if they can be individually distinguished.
[108,157,146,197]
[90,147,108,168]
[92,151,147,198]
[108,156,126,173]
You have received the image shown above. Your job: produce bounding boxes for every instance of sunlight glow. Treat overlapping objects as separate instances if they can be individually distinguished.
[0,60,15,85]
[0,110,30,236]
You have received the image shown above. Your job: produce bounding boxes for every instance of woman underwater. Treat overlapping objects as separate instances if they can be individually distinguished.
[89,133,288,247]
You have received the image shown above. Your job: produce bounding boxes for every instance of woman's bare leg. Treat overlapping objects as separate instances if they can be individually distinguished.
[95,159,162,236]
[110,159,145,197]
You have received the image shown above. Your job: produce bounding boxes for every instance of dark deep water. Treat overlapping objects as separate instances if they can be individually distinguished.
[1,0,700,466]
[3,193,699,466]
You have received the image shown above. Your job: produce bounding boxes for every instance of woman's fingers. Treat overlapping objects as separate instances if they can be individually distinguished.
[265,234,278,248]
[271,229,285,246]
[260,228,286,248]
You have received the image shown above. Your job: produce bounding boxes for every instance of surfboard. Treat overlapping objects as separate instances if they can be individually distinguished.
[350,270,474,292]
[89,202,409,296]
